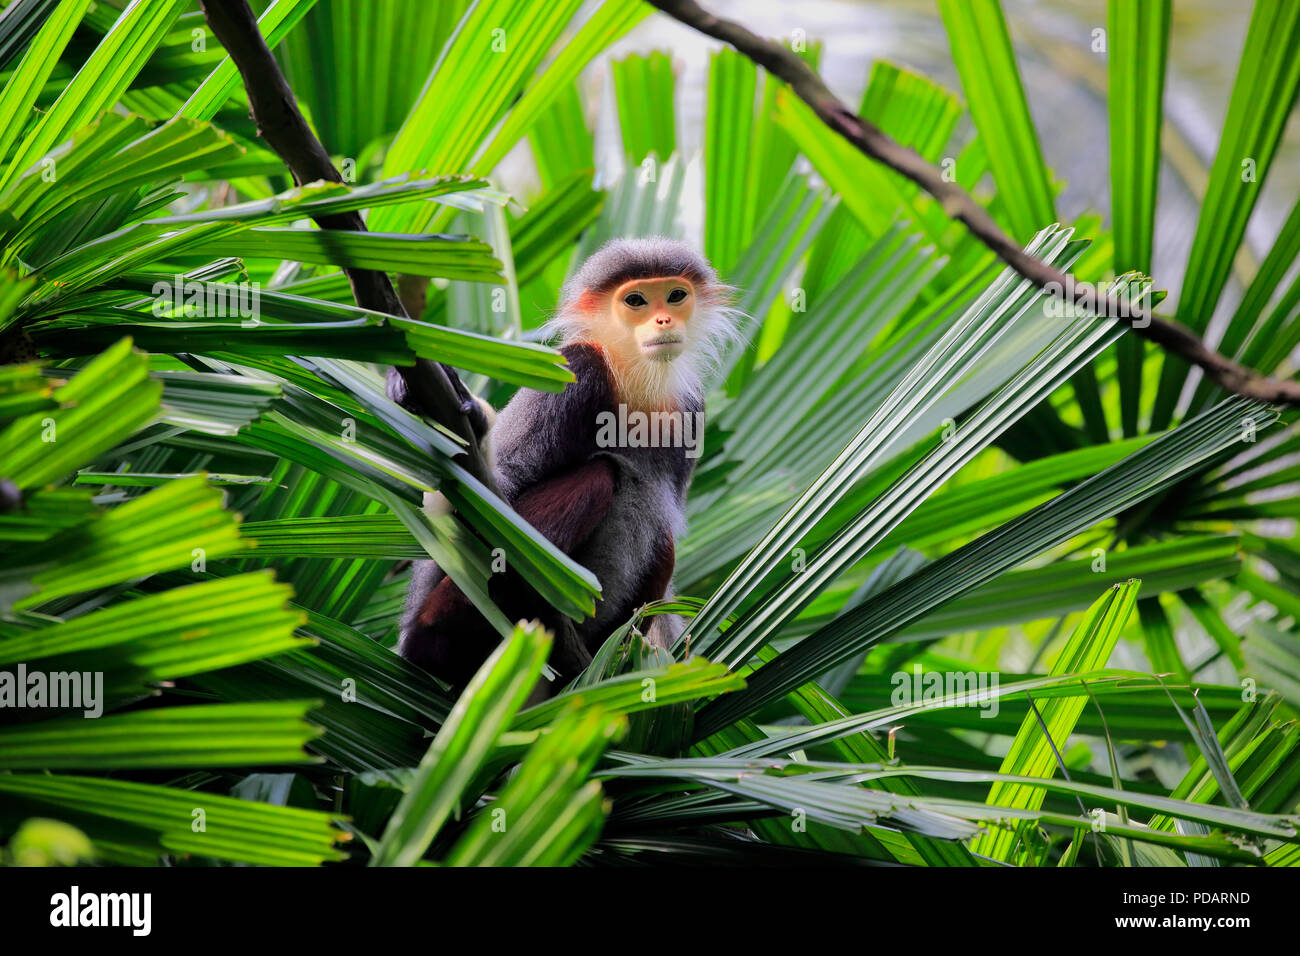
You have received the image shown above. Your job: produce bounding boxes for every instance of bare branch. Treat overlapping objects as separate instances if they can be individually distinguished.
[198,0,496,484]
[648,0,1300,406]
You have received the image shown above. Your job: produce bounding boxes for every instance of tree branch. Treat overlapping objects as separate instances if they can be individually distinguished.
[198,0,495,485]
[648,0,1300,407]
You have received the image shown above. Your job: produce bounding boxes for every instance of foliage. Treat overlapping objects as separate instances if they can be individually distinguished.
[0,0,1297,868]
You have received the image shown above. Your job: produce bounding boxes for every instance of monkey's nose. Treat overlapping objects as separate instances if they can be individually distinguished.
[654,314,672,326]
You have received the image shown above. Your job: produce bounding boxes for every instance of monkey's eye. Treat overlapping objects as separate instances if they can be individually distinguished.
[623,292,648,308]
[667,288,689,304]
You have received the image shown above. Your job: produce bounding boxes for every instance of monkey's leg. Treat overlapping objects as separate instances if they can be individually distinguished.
[510,456,617,553]
[401,567,499,687]
[401,457,618,686]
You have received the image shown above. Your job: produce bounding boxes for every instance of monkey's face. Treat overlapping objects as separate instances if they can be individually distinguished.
[610,276,694,363]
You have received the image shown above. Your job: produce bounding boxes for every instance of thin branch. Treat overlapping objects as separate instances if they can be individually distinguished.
[198,0,495,485]
[648,0,1300,407]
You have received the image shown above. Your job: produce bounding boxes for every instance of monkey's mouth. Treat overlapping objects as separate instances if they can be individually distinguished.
[642,334,685,357]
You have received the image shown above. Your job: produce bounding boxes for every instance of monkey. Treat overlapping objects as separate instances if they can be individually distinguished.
[388,237,739,691]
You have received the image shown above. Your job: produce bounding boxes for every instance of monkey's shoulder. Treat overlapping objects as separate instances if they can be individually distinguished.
[495,344,613,429]
[489,344,614,497]
[557,342,618,410]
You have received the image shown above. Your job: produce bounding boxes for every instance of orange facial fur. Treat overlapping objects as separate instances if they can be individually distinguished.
[546,239,741,412]
[580,276,697,410]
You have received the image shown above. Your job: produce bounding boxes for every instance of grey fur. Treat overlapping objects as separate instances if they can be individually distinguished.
[491,375,699,650]
[398,239,738,684]
[561,236,720,304]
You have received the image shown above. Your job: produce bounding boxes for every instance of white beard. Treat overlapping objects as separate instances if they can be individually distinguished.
[543,297,744,408]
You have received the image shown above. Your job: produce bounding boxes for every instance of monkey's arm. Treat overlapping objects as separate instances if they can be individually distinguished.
[489,343,614,502]
[398,343,619,684]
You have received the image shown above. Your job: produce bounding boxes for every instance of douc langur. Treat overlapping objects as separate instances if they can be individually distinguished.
[388,237,738,691]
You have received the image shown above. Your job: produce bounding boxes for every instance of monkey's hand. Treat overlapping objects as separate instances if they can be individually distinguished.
[468,393,496,433]
[449,367,494,441]
[385,362,495,445]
